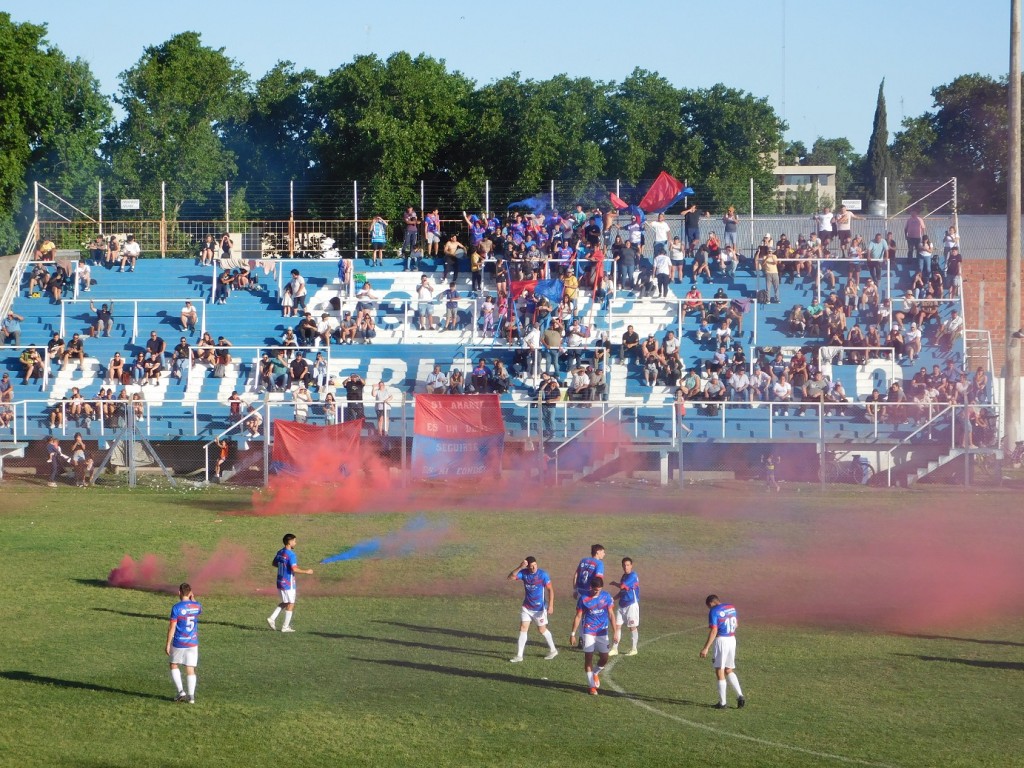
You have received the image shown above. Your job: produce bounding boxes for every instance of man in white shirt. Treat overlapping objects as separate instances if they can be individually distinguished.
[180,301,199,334]
[646,213,672,256]
[653,249,672,298]
[315,313,333,347]
[120,235,141,272]
[416,275,436,330]
[936,310,964,350]
[77,260,92,293]
[815,207,834,246]
[425,364,448,394]
[903,323,922,363]
[728,368,750,402]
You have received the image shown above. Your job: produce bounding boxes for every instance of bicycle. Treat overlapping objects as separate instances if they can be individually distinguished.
[818,452,876,485]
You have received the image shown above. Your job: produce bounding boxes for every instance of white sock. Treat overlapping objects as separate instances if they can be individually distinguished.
[718,679,728,705]
[269,607,282,622]
[282,610,293,629]
[727,671,743,697]
[170,667,183,694]
[587,670,594,687]
[631,628,639,650]
[542,630,556,652]
[612,631,621,647]
[516,631,528,657]
[186,674,197,697]
[593,664,603,677]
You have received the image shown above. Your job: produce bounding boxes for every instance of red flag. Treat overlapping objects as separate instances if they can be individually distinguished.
[609,192,629,210]
[639,171,685,213]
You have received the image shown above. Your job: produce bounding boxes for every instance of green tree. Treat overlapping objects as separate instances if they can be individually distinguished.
[222,61,320,217]
[892,74,1011,212]
[806,137,862,198]
[778,140,808,166]
[0,13,110,250]
[865,79,894,202]
[105,32,249,219]
[312,52,474,220]
[681,84,785,212]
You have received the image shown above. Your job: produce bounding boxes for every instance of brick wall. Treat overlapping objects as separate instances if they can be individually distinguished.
[963,259,1024,370]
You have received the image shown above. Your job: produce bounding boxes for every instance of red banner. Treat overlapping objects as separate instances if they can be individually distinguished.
[413,395,505,438]
[271,419,362,479]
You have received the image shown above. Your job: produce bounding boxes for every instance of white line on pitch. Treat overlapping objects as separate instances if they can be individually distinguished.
[602,631,898,768]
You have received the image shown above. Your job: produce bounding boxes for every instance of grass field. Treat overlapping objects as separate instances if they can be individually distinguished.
[2,479,1022,768]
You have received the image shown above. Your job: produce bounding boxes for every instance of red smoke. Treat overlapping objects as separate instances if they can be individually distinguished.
[107,541,256,595]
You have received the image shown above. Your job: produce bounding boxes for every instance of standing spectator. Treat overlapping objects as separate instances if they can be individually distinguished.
[288,269,307,313]
[541,318,563,375]
[539,372,560,439]
[166,583,202,703]
[835,205,864,253]
[721,206,740,249]
[119,234,141,272]
[653,248,672,298]
[699,595,745,709]
[1,311,23,346]
[416,275,436,330]
[70,433,94,487]
[865,233,886,284]
[45,436,71,487]
[904,208,927,261]
[424,208,441,257]
[646,213,672,256]
[760,248,780,303]
[815,207,835,247]
[682,203,702,255]
[374,381,392,435]
[402,206,419,262]
[444,234,464,283]
[443,282,460,331]
[369,215,388,266]
[342,373,366,423]
[945,246,963,299]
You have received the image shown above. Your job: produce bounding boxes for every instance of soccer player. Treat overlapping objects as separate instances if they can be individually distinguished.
[267,533,313,633]
[609,557,640,656]
[570,576,616,695]
[166,582,201,703]
[571,544,605,647]
[506,556,559,662]
[699,594,745,709]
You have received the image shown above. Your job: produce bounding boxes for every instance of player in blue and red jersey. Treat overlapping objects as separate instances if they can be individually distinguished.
[267,533,313,633]
[166,582,202,703]
[570,576,616,695]
[507,556,559,663]
[699,594,746,709]
[609,557,640,656]
[571,544,605,646]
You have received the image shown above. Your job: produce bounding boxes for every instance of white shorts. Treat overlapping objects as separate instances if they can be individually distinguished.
[278,588,296,604]
[520,607,549,627]
[170,646,198,667]
[616,603,640,628]
[426,232,440,245]
[582,632,610,654]
[712,635,737,669]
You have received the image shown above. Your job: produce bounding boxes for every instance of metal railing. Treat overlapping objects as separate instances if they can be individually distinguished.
[0,218,39,318]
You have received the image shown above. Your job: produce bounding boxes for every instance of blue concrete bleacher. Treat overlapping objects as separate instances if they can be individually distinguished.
[2,251,965,444]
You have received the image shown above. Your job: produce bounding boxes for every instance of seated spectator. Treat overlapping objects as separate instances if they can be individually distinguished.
[20,347,44,386]
[48,263,68,303]
[89,301,114,338]
[587,365,606,401]
[143,352,163,386]
[903,323,922,364]
[846,325,867,365]
[886,381,906,424]
[771,374,793,415]
[289,353,312,389]
[750,366,771,401]
[491,360,511,394]
[859,278,879,316]
[799,371,828,416]
[130,352,147,383]
[227,390,242,422]
[569,366,591,400]
[180,301,199,333]
[296,312,317,344]
[702,373,726,415]
[119,234,140,272]
[470,359,491,393]
[2,311,24,346]
[356,312,377,343]
[727,366,750,402]
[684,285,705,321]
[280,327,299,357]
[788,305,806,336]
[244,406,263,437]
[48,399,67,430]
[107,351,126,385]
[194,332,216,365]
[311,352,328,392]
[77,260,92,293]
[935,309,964,350]
[355,281,380,320]
[335,311,358,344]
[0,372,13,404]
[315,313,333,348]
[215,269,234,304]
[27,263,50,296]
[447,368,465,395]
[826,379,849,416]
[620,324,640,367]
[886,326,905,363]
[62,333,86,371]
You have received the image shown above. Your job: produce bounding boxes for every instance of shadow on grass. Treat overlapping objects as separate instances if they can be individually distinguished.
[92,607,264,633]
[895,633,1024,648]
[73,578,112,589]
[371,620,508,644]
[0,671,165,701]
[351,657,697,705]
[313,631,501,659]
[896,653,1024,671]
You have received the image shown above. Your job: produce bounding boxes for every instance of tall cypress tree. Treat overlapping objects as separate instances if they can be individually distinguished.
[866,79,895,201]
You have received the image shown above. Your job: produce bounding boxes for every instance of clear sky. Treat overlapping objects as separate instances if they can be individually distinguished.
[6,0,1014,155]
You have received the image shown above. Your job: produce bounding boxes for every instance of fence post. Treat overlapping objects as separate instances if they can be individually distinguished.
[160,181,167,258]
[353,180,359,257]
[98,180,103,235]
[34,182,39,240]
[289,180,295,259]
[224,181,230,232]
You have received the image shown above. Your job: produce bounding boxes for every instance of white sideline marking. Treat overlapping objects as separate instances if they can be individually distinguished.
[603,631,898,768]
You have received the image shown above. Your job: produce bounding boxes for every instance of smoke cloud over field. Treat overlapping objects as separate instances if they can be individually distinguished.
[107,541,255,594]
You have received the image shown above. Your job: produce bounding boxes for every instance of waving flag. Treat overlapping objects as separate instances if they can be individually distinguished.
[639,171,687,213]
[609,192,629,210]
